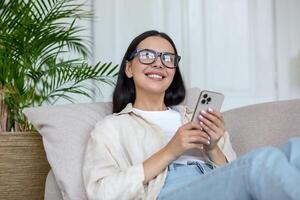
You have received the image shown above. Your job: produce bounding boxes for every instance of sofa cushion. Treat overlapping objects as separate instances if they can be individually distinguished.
[223,99,300,156]
[45,170,63,200]
[23,88,201,200]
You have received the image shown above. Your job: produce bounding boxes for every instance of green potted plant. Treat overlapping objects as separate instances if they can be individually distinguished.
[0,0,118,132]
[0,0,117,198]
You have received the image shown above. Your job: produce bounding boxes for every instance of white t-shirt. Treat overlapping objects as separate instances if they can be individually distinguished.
[133,107,205,164]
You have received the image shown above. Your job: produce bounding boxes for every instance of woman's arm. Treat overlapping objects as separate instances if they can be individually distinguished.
[143,122,211,185]
[206,146,227,165]
[83,123,146,200]
[143,147,173,185]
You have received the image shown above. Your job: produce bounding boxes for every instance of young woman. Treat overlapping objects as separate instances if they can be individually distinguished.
[83,30,300,200]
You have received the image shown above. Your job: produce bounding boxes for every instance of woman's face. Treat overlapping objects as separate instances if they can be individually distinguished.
[125,36,176,97]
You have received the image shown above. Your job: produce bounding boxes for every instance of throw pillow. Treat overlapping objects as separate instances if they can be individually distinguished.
[23,88,200,199]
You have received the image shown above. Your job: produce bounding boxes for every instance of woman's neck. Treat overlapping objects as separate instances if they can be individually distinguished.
[133,93,167,111]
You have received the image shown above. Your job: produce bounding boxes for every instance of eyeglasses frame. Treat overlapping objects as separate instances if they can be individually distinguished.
[128,48,181,69]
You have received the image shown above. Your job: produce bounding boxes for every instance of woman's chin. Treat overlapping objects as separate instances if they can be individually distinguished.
[147,86,170,95]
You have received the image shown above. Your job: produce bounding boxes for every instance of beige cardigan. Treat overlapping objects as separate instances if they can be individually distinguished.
[83,103,237,200]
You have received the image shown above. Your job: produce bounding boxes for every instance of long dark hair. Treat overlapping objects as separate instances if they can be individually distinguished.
[112,30,186,113]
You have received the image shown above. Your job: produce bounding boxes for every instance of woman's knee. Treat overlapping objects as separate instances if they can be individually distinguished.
[251,146,285,167]
[282,138,300,156]
[245,147,284,186]
[282,138,300,170]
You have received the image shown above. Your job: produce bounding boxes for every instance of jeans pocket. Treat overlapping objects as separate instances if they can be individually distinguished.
[187,161,215,174]
[187,161,205,174]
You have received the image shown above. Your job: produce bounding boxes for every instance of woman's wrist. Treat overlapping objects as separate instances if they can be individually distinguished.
[142,146,175,185]
[161,146,176,163]
[206,146,227,166]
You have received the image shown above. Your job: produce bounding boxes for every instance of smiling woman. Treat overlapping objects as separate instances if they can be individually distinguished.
[82,30,300,200]
[112,31,186,113]
[124,36,178,111]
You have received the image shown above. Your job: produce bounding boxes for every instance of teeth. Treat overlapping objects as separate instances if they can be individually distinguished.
[147,74,163,79]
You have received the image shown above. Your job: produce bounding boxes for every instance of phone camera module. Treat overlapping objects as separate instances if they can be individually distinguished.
[201,93,211,104]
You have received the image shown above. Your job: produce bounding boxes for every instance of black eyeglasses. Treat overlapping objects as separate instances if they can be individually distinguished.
[128,49,181,69]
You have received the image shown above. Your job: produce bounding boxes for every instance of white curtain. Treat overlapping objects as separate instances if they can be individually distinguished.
[91,0,300,110]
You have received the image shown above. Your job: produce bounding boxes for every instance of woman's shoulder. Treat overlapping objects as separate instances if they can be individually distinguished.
[93,113,132,131]
[92,103,137,132]
[90,114,124,140]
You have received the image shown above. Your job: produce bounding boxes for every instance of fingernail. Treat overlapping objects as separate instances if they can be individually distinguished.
[201,110,206,114]
[198,115,203,119]
[200,145,204,149]
[207,140,210,145]
[208,108,213,112]
[200,121,204,126]
[208,136,211,140]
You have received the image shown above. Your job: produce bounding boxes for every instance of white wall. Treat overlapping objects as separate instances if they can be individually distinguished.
[275,0,300,100]
[89,0,300,110]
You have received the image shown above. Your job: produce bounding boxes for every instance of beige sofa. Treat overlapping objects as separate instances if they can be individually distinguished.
[22,88,300,200]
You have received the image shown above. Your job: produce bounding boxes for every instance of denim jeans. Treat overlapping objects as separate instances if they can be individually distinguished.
[158,138,300,200]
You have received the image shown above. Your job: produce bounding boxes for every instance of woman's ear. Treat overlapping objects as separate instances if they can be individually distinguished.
[125,61,133,78]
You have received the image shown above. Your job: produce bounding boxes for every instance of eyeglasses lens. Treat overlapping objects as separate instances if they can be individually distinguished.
[138,50,176,68]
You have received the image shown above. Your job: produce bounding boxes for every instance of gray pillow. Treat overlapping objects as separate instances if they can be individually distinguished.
[23,88,201,200]
[23,102,112,200]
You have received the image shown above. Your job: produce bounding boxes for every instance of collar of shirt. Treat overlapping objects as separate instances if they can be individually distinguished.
[114,103,194,124]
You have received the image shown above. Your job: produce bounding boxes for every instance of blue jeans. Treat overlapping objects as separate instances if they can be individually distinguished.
[158,138,300,200]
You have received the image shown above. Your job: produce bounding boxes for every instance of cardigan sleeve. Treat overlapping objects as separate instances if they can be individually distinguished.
[83,122,145,200]
[217,131,237,162]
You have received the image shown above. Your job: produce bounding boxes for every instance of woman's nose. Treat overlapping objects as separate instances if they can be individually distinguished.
[152,55,164,68]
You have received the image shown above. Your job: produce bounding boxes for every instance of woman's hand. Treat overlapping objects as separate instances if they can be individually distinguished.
[164,122,210,161]
[143,122,209,185]
[198,108,225,151]
[197,108,228,165]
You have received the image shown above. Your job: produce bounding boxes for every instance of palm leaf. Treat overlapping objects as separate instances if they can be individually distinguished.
[0,0,118,131]
[34,61,118,105]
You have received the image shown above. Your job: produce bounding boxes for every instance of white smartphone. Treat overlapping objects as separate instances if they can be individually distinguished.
[191,90,224,123]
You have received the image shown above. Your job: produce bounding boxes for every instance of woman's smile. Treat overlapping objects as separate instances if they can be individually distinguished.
[144,70,166,81]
